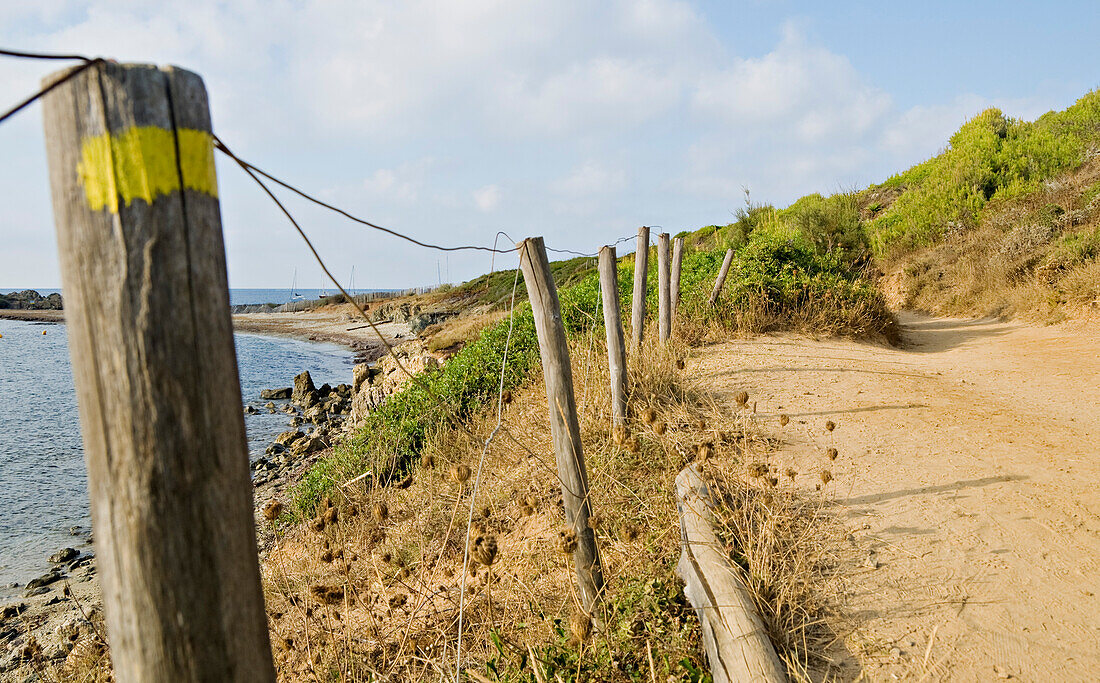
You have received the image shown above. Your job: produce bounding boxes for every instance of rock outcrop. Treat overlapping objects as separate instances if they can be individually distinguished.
[0,290,63,310]
[349,341,441,425]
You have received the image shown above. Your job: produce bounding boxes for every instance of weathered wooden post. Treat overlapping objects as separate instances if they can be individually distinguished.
[670,236,684,321]
[598,246,627,428]
[630,226,649,351]
[42,63,275,682]
[657,232,672,343]
[517,237,604,611]
[676,464,787,682]
[709,249,735,306]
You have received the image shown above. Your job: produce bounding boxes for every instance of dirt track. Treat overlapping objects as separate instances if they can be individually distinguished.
[689,313,1100,681]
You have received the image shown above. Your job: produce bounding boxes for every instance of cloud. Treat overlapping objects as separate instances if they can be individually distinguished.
[473,185,501,212]
[361,159,434,204]
[552,161,628,196]
[0,2,1068,287]
[691,23,892,143]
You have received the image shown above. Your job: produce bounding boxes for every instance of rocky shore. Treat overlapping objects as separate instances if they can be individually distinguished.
[0,310,449,679]
[0,290,62,312]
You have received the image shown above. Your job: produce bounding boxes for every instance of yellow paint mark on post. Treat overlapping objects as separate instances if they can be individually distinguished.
[77,127,218,213]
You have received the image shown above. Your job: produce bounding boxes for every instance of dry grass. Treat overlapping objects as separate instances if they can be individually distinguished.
[424,308,508,353]
[882,157,1100,323]
[256,330,846,682]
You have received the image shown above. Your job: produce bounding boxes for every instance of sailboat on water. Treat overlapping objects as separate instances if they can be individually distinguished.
[289,269,304,301]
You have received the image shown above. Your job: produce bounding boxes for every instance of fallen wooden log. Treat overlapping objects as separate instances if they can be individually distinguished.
[675,464,787,683]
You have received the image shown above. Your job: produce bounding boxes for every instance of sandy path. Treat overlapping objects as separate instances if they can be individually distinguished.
[688,314,1100,681]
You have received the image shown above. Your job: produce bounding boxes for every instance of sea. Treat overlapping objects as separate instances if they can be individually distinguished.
[2,287,391,307]
[0,288,362,600]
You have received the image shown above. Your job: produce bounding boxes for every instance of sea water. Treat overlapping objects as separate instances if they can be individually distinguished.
[0,318,353,599]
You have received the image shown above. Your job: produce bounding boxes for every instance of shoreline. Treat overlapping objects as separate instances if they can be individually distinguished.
[0,309,64,323]
[2,305,412,354]
[0,302,427,674]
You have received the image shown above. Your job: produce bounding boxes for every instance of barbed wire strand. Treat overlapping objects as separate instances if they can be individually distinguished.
[454,264,521,683]
[0,57,103,126]
[0,48,95,62]
[212,136,515,255]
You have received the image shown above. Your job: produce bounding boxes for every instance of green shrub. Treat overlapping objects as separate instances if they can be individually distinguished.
[868,90,1100,256]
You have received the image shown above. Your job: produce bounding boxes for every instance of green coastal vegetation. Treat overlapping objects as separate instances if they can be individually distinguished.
[299,89,1100,514]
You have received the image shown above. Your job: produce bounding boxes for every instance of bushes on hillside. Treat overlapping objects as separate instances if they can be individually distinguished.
[869,91,1100,255]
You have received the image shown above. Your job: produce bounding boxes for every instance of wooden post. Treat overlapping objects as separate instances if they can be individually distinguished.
[42,63,275,682]
[670,236,684,321]
[598,246,627,428]
[709,249,735,306]
[657,232,672,343]
[630,226,649,351]
[676,465,787,683]
[517,237,604,611]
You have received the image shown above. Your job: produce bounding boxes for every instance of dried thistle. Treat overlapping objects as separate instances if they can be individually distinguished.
[421,453,435,469]
[612,425,628,446]
[620,523,640,542]
[655,421,667,436]
[319,549,334,563]
[826,447,838,461]
[558,528,578,554]
[779,414,790,427]
[569,611,593,644]
[820,470,833,486]
[766,476,779,488]
[472,535,498,566]
[309,517,326,533]
[642,407,658,425]
[450,464,471,484]
[748,462,768,478]
[784,467,797,481]
[388,594,408,610]
[501,389,513,404]
[310,585,344,605]
[825,420,836,432]
[675,358,686,370]
[735,390,749,408]
[626,436,641,454]
[587,513,602,529]
[323,506,339,525]
[372,501,389,523]
[262,499,284,521]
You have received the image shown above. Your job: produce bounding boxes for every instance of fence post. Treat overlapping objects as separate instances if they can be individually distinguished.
[657,232,672,343]
[670,236,684,321]
[598,246,627,428]
[42,63,275,682]
[517,237,605,611]
[709,249,735,306]
[630,226,649,351]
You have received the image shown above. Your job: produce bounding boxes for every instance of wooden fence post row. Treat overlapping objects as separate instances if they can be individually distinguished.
[657,232,672,343]
[598,246,627,428]
[630,226,649,350]
[517,237,605,611]
[42,63,275,682]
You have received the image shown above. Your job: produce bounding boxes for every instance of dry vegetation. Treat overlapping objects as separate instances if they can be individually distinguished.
[880,156,1100,321]
[256,326,846,682]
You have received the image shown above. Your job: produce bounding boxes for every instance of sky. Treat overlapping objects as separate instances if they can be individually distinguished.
[1,1,1097,289]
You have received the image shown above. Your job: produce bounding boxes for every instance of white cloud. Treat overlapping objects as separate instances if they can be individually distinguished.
[691,23,892,143]
[552,161,628,196]
[361,160,433,204]
[473,185,502,212]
